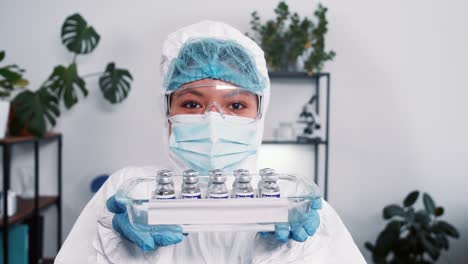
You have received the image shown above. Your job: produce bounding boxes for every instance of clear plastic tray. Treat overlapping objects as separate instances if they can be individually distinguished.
[115,173,321,233]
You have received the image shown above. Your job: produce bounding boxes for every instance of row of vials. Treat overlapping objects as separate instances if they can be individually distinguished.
[153,168,281,200]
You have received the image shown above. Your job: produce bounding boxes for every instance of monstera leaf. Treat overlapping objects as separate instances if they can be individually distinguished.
[99,62,133,104]
[46,63,87,109]
[11,88,60,137]
[61,13,100,54]
[0,51,28,98]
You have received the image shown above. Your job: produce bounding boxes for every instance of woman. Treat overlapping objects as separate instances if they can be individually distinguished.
[55,20,366,264]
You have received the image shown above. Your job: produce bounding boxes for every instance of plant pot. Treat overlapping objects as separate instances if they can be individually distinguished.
[7,104,33,137]
[0,101,10,138]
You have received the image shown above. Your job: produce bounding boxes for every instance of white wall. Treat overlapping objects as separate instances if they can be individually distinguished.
[1,0,467,262]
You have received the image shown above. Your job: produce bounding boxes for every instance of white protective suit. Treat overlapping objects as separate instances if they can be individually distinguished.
[55,21,366,264]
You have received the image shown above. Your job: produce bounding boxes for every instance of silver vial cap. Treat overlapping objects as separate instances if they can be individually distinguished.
[237,174,252,183]
[209,169,223,177]
[157,169,173,178]
[183,169,199,183]
[260,168,278,181]
[210,174,226,183]
[183,169,199,177]
[259,168,275,176]
[157,176,174,184]
[233,169,250,177]
[262,173,278,182]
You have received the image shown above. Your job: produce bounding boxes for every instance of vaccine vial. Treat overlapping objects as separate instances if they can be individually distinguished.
[155,169,176,200]
[233,169,254,198]
[208,169,229,199]
[182,169,202,199]
[260,169,281,198]
[231,169,248,197]
[258,168,275,197]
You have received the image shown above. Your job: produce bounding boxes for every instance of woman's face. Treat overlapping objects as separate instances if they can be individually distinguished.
[167,79,259,135]
[169,79,258,119]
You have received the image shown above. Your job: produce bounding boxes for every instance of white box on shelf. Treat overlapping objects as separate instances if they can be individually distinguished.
[0,101,10,138]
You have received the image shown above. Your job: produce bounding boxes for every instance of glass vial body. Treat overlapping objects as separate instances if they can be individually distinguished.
[208,169,229,199]
[259,168,276,197]
[260,169,280,198]
[155,169,176,200]
[233,169,254,198]
[182,169,202,199]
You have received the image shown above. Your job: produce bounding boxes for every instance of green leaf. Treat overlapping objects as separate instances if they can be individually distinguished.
[434,207,444,217]
[0,65,23,82]
[0,51,5,62]
[13,78,29,87]
[0,90,10,97]
[11,89,60,137]
[405,207,415,224]
[46,63,87,109]
[373,220,401,258]
[403,190,419,207]
[436,221,460,238]
[421,234,440,260]
[383,204,405,219]
[435,234,449,250]
[61,13,100,54]
[99,62,132,104]
[414,210,431,228]
[0,64,27,98]
[423,193,436,215]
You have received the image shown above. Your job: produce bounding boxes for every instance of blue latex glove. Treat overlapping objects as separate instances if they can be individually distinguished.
[106,195,184,252]
[261,198,322,243]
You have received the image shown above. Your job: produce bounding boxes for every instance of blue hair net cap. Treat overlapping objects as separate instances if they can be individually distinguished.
[163,38,266,94]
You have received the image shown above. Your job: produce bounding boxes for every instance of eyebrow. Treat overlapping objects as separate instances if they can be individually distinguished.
[174,89,204,98]
[173,88,256,100]
[223,90,256,99]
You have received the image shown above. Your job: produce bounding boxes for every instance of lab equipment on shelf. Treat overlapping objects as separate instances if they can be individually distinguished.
[273,122,296,141]
[0,190,17,217]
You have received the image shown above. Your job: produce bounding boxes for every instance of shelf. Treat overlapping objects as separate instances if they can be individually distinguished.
[262,138,327,145]
[0,132,61,145]
[0,196,59,229]
[268,71,329,79]
[41,258,54,264]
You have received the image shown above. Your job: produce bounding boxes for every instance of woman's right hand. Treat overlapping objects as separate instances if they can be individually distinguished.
[106,195,184,252]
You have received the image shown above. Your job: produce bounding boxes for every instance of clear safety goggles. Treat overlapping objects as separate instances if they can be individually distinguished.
[165,83,263,124]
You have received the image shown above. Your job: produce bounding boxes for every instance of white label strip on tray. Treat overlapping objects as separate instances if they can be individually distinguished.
[181,223,276,233]
[147,199,289,225]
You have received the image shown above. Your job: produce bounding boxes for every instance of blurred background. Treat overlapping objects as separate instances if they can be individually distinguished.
[1,0,467,263]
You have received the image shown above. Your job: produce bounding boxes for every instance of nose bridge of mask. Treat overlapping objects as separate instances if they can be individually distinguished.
[203,102,225,119]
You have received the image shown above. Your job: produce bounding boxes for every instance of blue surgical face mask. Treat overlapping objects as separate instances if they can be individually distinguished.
[168,112,258,174]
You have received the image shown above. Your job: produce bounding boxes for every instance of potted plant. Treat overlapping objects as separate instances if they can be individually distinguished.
[247,1,336,75]
[7,13,133,137]
[0,51,28,137]
[365,190,460,264]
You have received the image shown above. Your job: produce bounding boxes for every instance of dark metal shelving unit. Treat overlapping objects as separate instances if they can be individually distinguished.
[1,132,62,264]
[263,71,330,200]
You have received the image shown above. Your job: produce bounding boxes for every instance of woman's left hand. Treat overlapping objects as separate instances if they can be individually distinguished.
[260,198,322,243]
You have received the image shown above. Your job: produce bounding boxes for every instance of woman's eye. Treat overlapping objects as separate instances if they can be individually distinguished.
[183,102,201,108]
[229,103,245,110]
